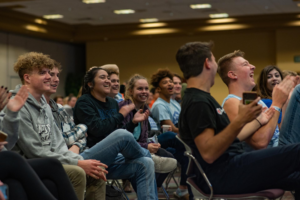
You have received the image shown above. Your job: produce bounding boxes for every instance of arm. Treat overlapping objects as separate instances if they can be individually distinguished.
[152,104,179,134]
[224,98,277,149]
[193,99,262,164]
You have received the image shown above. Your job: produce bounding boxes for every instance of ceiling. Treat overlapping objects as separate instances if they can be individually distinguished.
[0,0,299,26]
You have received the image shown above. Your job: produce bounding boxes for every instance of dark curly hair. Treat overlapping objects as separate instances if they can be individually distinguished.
[150,69,174,89]
[82,67,107,95]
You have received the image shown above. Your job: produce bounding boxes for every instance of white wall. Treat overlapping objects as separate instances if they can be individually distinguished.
[0,31,85,96]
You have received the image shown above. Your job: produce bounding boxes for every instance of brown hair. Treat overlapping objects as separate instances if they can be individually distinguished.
[257,65,283,99]
[125,74,148,108]
[217,50,245,86]
[176,41,214,80]
[282,70,297,79]
[150,69,173,89]
[53,60,62,72]
[173,73,182,82]
[14,52,54,84]
[100,64,119,76]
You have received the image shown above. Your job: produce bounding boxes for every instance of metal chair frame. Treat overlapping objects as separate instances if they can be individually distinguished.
[175,135,284,200]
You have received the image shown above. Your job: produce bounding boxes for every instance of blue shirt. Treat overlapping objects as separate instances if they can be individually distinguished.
[222,94,279,150]
[261,98,282,124]
[151,97,181,128]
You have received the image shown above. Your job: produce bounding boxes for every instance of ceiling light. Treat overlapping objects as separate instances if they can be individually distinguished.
[190,4,211,9]
[132,28,178,35]
[114,9,135,14]
[43,14,63,19]
[34,19,47,25]
[139,22,167,28]
[82,0,105,4]
[209,13,229,18]
[207,18,237,24]
[25,25,47,33]
[140,18,158,23]
[298,3,300,7]
[199,24,249,31]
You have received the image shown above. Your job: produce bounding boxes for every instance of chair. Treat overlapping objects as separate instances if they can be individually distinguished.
[175,135,284,200]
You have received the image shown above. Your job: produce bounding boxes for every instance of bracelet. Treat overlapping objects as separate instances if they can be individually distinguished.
[272,106,281,113]
[255,118,262,127]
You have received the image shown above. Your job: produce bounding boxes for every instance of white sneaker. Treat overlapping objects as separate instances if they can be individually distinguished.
[151,154,177,173]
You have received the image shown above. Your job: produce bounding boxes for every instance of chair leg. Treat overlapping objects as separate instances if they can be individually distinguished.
[111,179,130,200]
[161,186,170,200]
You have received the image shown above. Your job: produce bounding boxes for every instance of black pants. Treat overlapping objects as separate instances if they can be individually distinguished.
[204,144,300,199]
[0,151,78,200]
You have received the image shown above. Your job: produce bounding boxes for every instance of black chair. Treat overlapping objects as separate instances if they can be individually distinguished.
[175,135,284,200]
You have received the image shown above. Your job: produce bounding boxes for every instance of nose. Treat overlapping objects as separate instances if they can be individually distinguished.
[250,64,256,70]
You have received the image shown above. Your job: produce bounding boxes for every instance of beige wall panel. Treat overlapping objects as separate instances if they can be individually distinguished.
[0,32,8,87]
[87,30,275,104]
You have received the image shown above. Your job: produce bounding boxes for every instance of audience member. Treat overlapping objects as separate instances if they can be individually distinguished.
[53,95,64,105]
[63,95,77,118]
[172,74,182,103]
[282,70,298,78]
[177,41,300,198]
[73,67,159,200]
[256,65,284,124]
[149,87,159,108]
[118,74,177,188]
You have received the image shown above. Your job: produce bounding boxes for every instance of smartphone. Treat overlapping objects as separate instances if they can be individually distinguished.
[0,184,8,200]
[242,92,258,105]
[0,131,7,142]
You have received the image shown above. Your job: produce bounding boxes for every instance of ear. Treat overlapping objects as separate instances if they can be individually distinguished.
[228,71,237,80]
[23,74,31,84]
[87,82,93,88]
[157,87,161,93]
[204,58,210,69]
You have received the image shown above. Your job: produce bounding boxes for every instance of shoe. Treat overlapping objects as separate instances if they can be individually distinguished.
[173,188,189,200]
[151,154,177,173]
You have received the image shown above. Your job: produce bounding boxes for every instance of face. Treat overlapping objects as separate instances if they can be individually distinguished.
[266,69,282,92]
[56,97,64,105]
[110,73,120,96]
[158,77,174,97]
[131,79,149,104]
[26,67,51,94]
[90,69,111,96]
[49,67,60,94]
[173,76,182,95]
[68,97,77,108]
[231,56,256,90]
[147,92,153,104]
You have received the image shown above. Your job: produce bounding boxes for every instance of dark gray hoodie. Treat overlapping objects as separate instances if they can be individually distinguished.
[11,85,83,165]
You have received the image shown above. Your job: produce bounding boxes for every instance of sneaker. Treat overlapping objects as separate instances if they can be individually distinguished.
[151,154,177,173]
[173,188,189,200]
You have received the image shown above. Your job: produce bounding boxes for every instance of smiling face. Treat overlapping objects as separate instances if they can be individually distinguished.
[68,97,77,108]
[109,73,120,97]
[90,69,111,97]
[131,79,149,105]
[231,56,256,90]
[266,69,282,92]
[158,77,174,97]
[173,76,182,95]
[25,67,51,94]
[49,67,60,94]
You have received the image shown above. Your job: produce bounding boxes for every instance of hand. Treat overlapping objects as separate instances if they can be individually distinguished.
[132,110,150,124]
[69,145,80,154]
[0,181,4,200]
[78,160,108,181]
[147,143,160,153]
[119,104,135,117]
[236,97,263,125]
[7,86,29,112]
[256,107,275,126]
[272,76,297,108]
[0,86,10,112]
[0,142,7,151]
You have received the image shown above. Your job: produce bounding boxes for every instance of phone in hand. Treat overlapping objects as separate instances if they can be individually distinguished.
[0,131,7,142]
[242,92,258,105]
[0,183,8,200]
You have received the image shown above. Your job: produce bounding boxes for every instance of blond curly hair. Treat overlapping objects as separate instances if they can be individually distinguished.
[14,52,54,84]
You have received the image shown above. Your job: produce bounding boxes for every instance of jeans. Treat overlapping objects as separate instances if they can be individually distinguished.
[80,129,158,200]
[200,144,300,199]
[279,84,300,146]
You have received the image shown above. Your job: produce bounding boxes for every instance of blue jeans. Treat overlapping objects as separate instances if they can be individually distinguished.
[80,129,158,200]
[279,84,300,146]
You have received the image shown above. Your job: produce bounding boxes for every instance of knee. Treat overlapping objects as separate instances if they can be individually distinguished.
[113,129,134,141]
[137,157,155,174]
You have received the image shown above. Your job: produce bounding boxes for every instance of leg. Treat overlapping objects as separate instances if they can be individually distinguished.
[4,179,28,200]
[85,176,106,200]
[0,151,55,200]
[202,144,300,195]
[280,84,300,145]
[28,157,78,200]
[107,154,158,200]
[80,129,150,166]
[63,165,86,200]
[155,148,174,187]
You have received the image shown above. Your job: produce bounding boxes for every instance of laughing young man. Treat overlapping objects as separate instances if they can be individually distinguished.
[218,50,295,150]
[176,41,300,198]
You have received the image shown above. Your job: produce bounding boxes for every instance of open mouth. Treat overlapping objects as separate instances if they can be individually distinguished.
[167,87,174,92]
[249,73,254,78]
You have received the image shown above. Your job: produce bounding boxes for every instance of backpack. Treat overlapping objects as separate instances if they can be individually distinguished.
[106,185,126,200]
